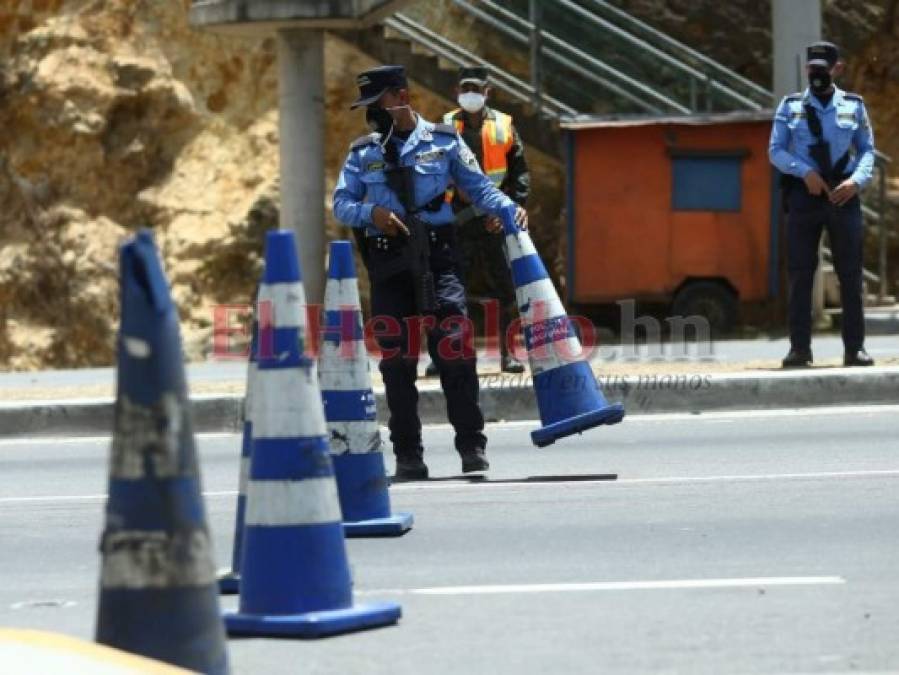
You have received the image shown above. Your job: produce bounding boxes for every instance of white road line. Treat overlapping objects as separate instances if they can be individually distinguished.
[358,576,845,597]
[0,432,236,447]
[0,490,236,505]
[390,469,899,492]
[5,468,899,503]
[422,404,899,430]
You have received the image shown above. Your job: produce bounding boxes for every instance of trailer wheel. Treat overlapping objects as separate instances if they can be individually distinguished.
[671,281,738,335]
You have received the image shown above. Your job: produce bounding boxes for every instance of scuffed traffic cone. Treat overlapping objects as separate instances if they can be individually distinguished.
[320,241,413,537]
[225,230,401,638]
[500,205,625,447]
[218,314,258,594]
[96,230,229,674]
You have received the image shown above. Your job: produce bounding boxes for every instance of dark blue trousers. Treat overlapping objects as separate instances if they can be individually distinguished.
[369,238,486,460]
[787,189,865,352]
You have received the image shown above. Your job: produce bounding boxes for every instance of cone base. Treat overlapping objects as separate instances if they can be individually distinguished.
[224,601,401,638]
[217,570,240,595]
[531,403,626,448]
[343,512,414,538]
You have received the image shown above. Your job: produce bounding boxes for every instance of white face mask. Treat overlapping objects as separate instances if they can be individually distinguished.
[458,92,486,113]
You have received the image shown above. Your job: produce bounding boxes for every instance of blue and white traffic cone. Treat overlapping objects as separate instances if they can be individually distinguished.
[320,241,413,537]
[224,230,401,638]
[218,315,258,595]
[95,230,229,674]
[500,205,625,447]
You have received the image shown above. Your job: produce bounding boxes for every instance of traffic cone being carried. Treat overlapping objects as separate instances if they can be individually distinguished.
[95,230,229,674]
[320,241,413,537]
[225,230,401,638]
[499,205,625,447]
[218,313,258,594]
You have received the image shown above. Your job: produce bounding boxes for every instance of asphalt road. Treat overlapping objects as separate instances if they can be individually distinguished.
[1,407,898,674]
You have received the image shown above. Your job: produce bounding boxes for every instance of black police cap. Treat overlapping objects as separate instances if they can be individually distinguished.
[350,65,407,109]
[458,66,489,86]
[807,41,839,68]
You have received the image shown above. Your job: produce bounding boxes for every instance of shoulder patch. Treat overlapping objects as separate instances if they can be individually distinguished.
[432,123,458,136]
[844,93,863,101]
[784,93,802,102]
[350,133,378,150]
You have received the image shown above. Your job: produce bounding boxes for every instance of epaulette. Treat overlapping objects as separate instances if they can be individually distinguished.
[784,93,802,101]
[844,93,863,102]
[432,123,458,136]
[350,133,379,150]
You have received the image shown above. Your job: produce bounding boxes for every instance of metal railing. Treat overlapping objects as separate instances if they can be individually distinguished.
[392,0,894,302]
[384,13,576,117]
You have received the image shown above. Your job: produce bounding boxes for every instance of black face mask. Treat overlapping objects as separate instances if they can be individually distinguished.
[365,106,394,137]
[809,67,832,95]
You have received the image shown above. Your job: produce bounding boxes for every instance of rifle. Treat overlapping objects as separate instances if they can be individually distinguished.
[383,143,437,314]
[804,104,850,189]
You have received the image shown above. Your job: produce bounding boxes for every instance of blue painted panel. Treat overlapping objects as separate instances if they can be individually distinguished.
[672,156,742,212]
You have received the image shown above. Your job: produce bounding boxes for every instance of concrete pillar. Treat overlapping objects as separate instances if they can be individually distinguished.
[772,0,821,99]
[772,0,830,329]
[278,29,326,306]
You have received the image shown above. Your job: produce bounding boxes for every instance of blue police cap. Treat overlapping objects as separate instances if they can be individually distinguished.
[807,41,839,68]
[458,66,489,86]
[350,65,407,109]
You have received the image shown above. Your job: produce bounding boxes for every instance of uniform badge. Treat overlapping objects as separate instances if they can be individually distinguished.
[415,149,445,163]
[365,161,385,172]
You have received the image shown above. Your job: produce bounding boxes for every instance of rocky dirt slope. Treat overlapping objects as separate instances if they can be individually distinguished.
[0,0,896,370]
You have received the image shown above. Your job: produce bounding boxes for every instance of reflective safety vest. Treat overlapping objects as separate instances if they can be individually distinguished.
[443,108,514,187]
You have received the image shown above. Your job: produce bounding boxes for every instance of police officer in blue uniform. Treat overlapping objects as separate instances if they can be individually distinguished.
[769,41,876,368]
[333,65,528,480]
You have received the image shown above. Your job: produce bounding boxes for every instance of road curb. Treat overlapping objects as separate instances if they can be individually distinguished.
[0,367,896,437]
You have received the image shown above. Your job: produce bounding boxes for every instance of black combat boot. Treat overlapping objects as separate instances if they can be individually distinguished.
[782,348,813,368]
[844,348,874,367]
[460,447,489,473]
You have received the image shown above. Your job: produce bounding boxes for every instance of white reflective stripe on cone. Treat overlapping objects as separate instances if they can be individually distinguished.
[238,456,251,495]
[258,282,306,329]
[243,362,258,423]
[325,278,361,308]
[254,367,327,438]
[319,353,373,392]
[244,478,342,526]
[515,279,567,324]
[504,232,539,261]
[101,530,217,589]
[327,420,382,455]
[527,336,589,375]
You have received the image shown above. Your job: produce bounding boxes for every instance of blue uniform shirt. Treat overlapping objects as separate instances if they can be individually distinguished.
[333,114,516,235]
[768,86,875,189]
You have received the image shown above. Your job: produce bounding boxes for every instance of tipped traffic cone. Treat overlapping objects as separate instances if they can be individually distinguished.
[225,230,401,638]
[218,314,258,595]
[499,205,625,447]
[96,230,229,674]
[320,241,413,537]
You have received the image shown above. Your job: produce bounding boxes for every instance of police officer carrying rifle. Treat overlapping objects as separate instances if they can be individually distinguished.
[769,41,876,368]
[333,65,528,480]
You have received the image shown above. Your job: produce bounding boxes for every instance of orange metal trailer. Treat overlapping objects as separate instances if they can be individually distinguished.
[561,111,779,331]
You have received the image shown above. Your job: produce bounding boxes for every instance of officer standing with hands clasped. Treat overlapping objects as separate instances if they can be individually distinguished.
[769,41,876,368]
[333,65,528,480]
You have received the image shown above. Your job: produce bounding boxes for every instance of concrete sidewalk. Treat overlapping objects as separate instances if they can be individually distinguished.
[0,358,896,437]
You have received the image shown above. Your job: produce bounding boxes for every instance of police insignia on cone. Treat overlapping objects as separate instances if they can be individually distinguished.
[218,310,258,594]
[96,230,229,674]
[320,241,413,537]
[225,230,401,638]
[499,205,625,446]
